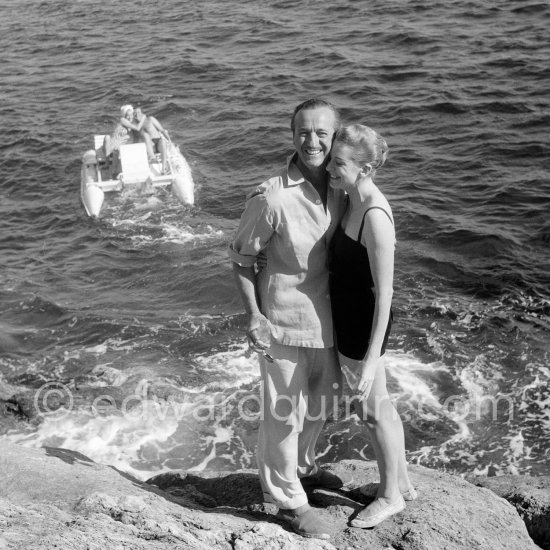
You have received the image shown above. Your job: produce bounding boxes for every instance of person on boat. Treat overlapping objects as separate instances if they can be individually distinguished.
[228,99,350,541]
[327,124,415,529]
[103,105,146,155]
[103,105,147,174]
[134,107,170,173]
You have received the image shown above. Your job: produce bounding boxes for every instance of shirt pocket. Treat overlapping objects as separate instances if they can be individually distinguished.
[281,216,312,251]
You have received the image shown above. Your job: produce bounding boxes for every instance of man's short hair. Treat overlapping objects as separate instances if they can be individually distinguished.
[290,99,341,134]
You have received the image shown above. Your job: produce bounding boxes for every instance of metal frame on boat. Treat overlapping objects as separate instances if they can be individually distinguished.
[80,134,194,218]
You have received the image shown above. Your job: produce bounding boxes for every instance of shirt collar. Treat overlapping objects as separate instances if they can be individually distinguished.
[286,153,305,187]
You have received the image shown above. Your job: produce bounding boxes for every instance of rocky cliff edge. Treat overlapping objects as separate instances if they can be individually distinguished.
[0,441,545,550]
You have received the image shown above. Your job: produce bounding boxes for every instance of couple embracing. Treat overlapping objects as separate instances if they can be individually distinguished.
[228,99,415,540]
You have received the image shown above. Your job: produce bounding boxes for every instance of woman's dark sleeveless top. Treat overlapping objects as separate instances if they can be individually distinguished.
[329,206,393,360]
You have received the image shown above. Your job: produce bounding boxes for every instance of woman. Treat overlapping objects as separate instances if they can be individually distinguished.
[103,105,147,173]
[327,124,415,528]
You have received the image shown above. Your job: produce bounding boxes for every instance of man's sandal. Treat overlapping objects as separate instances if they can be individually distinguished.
[277,505,331,540]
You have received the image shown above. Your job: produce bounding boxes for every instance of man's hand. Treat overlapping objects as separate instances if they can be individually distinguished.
[256,251,267,271]
[247,312,273,362]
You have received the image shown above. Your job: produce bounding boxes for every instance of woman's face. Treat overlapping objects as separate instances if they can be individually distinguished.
[124,109,134,121]
[327,142,362,189]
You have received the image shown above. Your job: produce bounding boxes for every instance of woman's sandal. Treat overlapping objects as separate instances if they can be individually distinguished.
[359,482,418,501]
[350,496,406,528]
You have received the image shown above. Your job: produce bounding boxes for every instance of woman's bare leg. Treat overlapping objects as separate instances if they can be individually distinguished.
[355,359,411,501]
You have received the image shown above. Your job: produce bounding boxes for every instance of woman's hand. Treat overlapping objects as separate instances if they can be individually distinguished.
[356,357,381,401]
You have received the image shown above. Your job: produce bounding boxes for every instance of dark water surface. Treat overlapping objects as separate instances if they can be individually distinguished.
[1,0,549,479]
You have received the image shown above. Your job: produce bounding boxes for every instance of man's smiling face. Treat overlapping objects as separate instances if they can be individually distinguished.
[293,106,337,174]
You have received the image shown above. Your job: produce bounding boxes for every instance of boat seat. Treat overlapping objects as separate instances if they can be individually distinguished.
[119,143,151,184]
[94,134,106,151]
[94,134,108,164]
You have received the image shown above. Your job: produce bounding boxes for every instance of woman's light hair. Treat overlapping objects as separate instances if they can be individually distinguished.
[334,124,388,173]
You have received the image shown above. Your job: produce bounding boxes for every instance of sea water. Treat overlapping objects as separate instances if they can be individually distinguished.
[0,0,549,480]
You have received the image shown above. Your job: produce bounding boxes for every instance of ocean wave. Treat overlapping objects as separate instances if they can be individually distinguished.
[510,2,550,15]
[1,0,549,477]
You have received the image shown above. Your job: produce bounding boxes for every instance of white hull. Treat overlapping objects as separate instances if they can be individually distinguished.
[166,140,195,205]
[81,180,105,218]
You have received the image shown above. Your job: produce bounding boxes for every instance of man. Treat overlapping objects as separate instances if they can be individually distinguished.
[134,107,170,172]
[228,99,350,540]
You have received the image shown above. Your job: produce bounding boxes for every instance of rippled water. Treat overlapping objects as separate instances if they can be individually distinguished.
[1,0,549,479]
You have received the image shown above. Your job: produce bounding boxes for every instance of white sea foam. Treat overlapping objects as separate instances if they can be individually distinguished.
[3,403,181,480]
[386,351,444,405]
[0,344,262,479]
[3,342,545,478]
[83,338,139,355]
[186,426,234,472]
[161,223,224,244]
[193,344,260,389]
[386,351,478,464]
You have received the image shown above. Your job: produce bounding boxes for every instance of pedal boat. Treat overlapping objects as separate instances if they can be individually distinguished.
[81,135,194,218]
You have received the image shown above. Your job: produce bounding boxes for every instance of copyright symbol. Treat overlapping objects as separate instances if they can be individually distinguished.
[33,382,74,418]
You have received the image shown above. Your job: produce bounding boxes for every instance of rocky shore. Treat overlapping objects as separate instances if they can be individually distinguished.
[0,441,547,549]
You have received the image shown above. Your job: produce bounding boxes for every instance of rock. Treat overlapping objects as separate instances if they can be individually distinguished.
[0,442,333,550]
[0,382,164,424]
[0,381,36,420]
[468,474,550,550]
[0,440,541,550]
[147,469,266,510]
[0,382,24,403]
[149,460,542,549]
